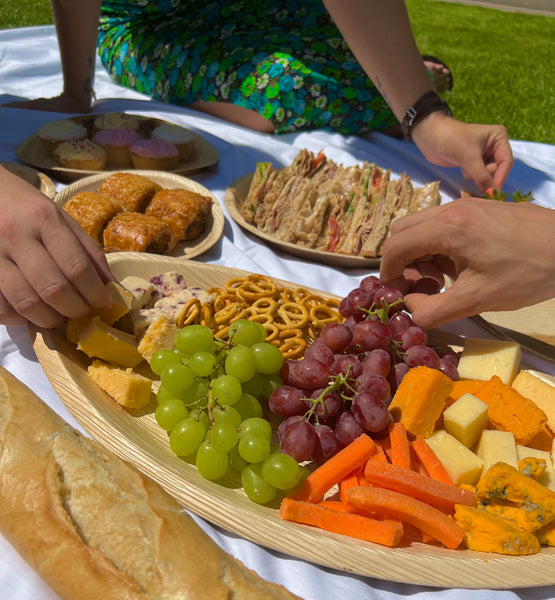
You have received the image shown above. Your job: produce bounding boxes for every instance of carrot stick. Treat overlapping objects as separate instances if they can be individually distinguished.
[411,435,454,485]
[367,440,388,463]
[339,469,360,503]
[357,466,368,486]
[373,436,391,462]
[363,460,475,510]
[317,500,354,513]
[287,434,377,502]
[280,497,403,547]
[388,422,412,470]
[346,486,465,550]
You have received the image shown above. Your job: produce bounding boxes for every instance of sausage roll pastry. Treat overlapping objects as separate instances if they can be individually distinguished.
[145,188,212,242]
[98,172,162,212]
[103,212,172,254]
[62,191,121,244]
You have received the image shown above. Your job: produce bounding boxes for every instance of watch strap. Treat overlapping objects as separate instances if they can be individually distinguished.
[400,91,452,139]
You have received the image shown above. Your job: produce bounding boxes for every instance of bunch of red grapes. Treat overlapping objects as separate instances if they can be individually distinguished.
[269,275,460,465]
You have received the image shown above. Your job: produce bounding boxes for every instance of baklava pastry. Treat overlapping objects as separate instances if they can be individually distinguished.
[145,188,212,242]
[103,212,172,254]
[62,191,121,244]
[98,172,162,212]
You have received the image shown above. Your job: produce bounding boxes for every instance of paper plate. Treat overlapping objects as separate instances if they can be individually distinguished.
[225,173,381,269]
[55,171,224,260]
[30,254,555,589]
[14,114,220,183]
[1,161,56,198]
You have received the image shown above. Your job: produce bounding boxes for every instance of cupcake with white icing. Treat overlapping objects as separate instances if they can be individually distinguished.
[37,119,87,155]
[151,123,196,161]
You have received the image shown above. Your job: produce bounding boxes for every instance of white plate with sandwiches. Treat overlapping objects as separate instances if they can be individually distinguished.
[15,113,220,183]
[29,253,555,590]
[225,150,442,269]
[55,170,225,260]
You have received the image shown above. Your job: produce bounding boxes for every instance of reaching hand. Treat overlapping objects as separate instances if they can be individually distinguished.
[0,167,115,328]
[411,112,514,194]
[379,198,555,329]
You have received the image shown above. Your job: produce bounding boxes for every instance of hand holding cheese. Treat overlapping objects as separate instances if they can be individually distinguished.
[379,198,555,329]
[0,165,116,328]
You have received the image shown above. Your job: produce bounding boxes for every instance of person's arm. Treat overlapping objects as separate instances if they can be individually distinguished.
[7,0,102,113]
[379,198,555,329]
[0,166,115,328]
[322,0,514,192]
[323,0,432,120]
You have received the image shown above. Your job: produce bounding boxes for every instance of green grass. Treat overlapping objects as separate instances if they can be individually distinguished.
[1,0,554,144]
[406,1,555,144]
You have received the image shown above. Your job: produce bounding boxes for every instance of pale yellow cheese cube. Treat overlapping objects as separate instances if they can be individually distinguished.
[443,393,488,449]
[88,360,152,409]
[426,429,484,486]
[120,275,156,309]
[92,281,133,325]
[457,338,521,384]
[77,317,143,369]
[512,370,555,433]
[517,445,555,492]
[138,315,178,364]
[476,429,518,472]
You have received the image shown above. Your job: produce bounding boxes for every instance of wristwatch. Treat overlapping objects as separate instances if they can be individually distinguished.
[400,91,452,139]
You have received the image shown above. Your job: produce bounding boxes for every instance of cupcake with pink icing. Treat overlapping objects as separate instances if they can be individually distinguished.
[129,139,179,171]
[93,128,143,167]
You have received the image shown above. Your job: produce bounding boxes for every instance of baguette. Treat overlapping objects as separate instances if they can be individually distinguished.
[0,365,302,600]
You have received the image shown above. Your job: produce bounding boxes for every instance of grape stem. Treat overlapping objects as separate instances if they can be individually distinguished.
[301,369,353,425]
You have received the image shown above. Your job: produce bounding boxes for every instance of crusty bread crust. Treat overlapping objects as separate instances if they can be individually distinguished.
[0,366,302,600]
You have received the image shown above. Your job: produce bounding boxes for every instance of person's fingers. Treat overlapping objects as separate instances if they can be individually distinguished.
[0,289,28,327]
[403,281,485,330]
[380,218,457,283]
[39,216,115,312]
[60,212,117,285]
[491,153,514,191]
[0,258,67,328]
[461,155,494,194]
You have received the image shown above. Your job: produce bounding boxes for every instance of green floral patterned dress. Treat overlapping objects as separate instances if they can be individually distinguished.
[98,0,397,134]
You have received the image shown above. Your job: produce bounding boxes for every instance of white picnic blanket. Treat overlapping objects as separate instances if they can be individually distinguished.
[1,25,554,600]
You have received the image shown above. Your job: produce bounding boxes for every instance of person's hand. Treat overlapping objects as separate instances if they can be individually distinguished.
[379,198,555,330]
[0,168,115,328]
[411,111,514,193]
[5,91,93,114]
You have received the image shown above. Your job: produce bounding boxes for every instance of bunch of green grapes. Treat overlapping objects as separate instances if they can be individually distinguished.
[151,319,303,504]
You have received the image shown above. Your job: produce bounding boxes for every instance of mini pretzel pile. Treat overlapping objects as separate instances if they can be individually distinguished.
[176,274,343,359]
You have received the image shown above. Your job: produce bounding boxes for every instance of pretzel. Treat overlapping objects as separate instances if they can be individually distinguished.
[176,298,202,328]
[177,275,343,360]
[276,302,309,330]
[247,312,281,342]
[214,304,250,327]
[223,277,247,294]
[299,292,328,308]
[236,274,278,302]
[309,304,343,329]
[213,292,246,312]
[199,303,214,328]
[249,297,279,314]
[280,288,297,303]
[275,336,307,360]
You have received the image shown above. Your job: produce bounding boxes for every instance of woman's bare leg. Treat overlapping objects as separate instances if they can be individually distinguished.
[188,102,275,133]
